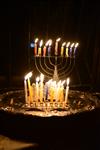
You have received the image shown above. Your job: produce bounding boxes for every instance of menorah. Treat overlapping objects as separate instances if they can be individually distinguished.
[24,38,79,110]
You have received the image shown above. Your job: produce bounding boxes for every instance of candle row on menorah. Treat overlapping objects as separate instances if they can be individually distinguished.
[32,38,79,57]
[24,72,70,105]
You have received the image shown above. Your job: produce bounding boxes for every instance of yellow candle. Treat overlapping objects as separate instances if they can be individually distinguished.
[32,83,36,102]
[66,42,70,57]
[61,42,66,56]
[38,47,41,56]
[28,78,33,104]
[49,86,55,102]
[38,40,43,56]
[65,47,69,57]
[61,46,64,56]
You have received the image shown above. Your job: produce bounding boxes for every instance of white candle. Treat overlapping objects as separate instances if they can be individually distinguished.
[55,38,61,55]
[48,40,52,56]
[24,79,28,104]
[36,77,40,101]
[65,78,70,103]
[24,72,32,104]
[70,43,74,57]
[74,43,79,57]
[40,74,44,102]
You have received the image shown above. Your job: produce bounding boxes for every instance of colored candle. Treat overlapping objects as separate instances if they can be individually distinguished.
[28,78,33,104]
[43,46,46,56]
[65,47,69,57]
[34,38,38,56]
[61,46,64,56]
[61,42,66,56]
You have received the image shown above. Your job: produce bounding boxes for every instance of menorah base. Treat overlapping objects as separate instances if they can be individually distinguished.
[25,102,69,111]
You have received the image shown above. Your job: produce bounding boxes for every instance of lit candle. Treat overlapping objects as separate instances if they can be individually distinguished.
[66,42,70,57]
[60,80,65,102]
[70,43,74,57]
[45,82,48,100]
[43,40,49,57]
[38,40,43,56]
[55,38,61,55]
[32,83,36,102]
[65,78,70,103]
[40,73,44,102]
[57,80,61,101]
[61,42,66,56]
[49,84,55,102]
[53,81,57,101]
[34,38,38,56]
[74,43,79,57]
[48,39,52,56]
[36,77,40,101]
[24,79,28,104]
[25,72,33,104]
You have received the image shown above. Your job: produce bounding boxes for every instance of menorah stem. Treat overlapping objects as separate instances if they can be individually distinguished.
[53,65,59,81]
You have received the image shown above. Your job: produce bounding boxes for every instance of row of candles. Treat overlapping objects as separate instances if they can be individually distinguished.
[32,38,79,57]
[24,72,70,104]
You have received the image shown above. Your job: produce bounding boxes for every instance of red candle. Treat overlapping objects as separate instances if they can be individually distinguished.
[43,46,46,56]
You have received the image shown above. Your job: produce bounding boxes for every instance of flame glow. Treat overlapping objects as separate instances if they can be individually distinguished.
[35,38,39,43]
[25,72,32,80]
[40,40,43,47]
[75,43,79,48]
[56,38,61,42]
[62,42,66,47]
[36,77,40,82]
[66,42,70,47]
[67,78,70,86]
[71,43,74,48]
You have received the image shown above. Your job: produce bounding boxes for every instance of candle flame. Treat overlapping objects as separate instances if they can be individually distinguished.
[57,80,61,86]
[40,40,43,47]
[67,78,70,86]
[40,73,44,82]
[71,43,74,48]
[35,38,39,43]
[25,72,32,80]
[66,42,70,47]
[61,80,65,85]
[47,79,52,84]
[56,38,61,42]
[36,77,40,82]
[45,40,49,46]
[62,42,66,47]
[75,43,79,48]
[49,39,52,46]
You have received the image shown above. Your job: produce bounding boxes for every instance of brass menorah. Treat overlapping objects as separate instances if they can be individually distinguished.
[34,38,78,81]
[24,38,79,110]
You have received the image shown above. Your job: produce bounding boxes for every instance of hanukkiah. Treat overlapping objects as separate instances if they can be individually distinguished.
[24,38,79,110]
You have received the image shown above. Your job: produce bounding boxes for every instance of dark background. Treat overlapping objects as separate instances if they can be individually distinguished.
[0,0,100,89]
